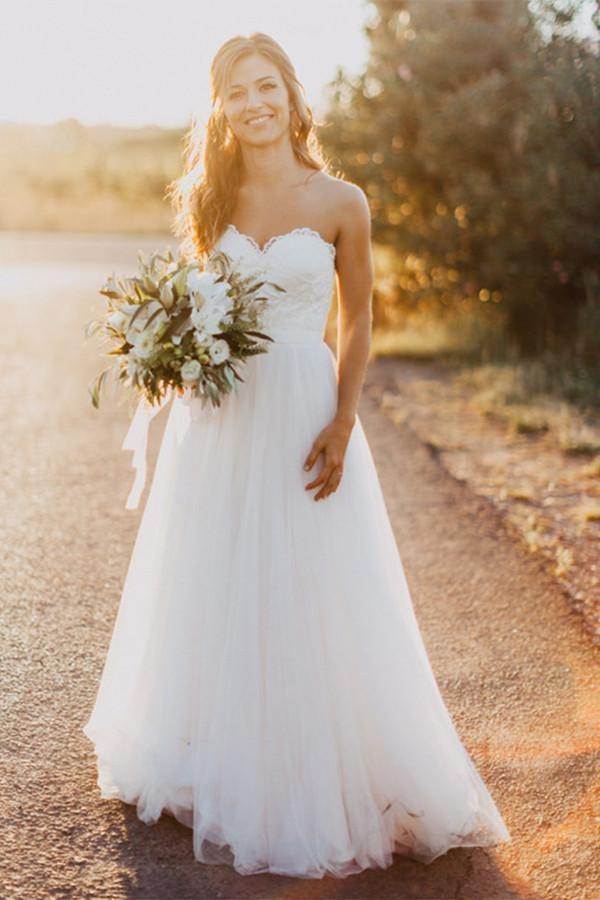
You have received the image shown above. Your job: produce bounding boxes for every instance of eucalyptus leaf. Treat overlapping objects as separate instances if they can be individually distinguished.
[84,319,102,339]
[245,330,274,341]
[129,298,153,328]
[173,266,189,298]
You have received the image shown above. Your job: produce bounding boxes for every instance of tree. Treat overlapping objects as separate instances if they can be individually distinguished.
[319,0,600,363]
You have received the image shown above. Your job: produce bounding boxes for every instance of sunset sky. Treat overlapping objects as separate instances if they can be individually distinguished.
[0,0,371,128]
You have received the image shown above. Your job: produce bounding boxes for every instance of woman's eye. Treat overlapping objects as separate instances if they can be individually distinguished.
[229,83,275,99]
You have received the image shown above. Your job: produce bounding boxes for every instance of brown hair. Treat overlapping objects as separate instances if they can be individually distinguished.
[165,32,332,261]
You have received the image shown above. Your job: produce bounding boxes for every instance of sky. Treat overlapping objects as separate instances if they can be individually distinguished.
[1,0,595,130]
[0,0,372,128]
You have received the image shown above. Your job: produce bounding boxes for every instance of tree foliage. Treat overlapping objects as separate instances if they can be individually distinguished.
[318,0,600,364]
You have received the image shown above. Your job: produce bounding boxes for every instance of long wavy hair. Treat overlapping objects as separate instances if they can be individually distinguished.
[165,33,332,261]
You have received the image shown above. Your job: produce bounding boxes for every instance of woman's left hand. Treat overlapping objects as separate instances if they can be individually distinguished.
[303,416,355,501]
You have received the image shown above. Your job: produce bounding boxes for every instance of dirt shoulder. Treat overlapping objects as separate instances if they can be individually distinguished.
[366,356,600,647]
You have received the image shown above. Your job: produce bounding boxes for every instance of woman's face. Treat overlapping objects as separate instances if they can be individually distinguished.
[221,53,292,147]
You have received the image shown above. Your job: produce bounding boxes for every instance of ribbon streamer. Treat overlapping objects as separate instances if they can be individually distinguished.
[121,388,175,509]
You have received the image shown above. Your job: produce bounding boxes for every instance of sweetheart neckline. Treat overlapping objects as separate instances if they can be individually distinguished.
[225,223,336,260]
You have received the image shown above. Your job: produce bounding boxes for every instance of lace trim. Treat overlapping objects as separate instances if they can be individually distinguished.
[226,223,336,261]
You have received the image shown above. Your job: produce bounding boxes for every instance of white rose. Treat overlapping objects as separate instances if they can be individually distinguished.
[208,339,230,365]
[181,358,202,382]
[133,330,156,360]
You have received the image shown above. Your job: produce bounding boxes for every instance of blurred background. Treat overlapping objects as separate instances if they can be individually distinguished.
[1,0,598,401]
[0,0,598,631]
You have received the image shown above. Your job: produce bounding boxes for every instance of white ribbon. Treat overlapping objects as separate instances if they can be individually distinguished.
[121,388,175,509]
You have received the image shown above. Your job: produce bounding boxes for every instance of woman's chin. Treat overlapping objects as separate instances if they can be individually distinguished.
[244,129,287,149]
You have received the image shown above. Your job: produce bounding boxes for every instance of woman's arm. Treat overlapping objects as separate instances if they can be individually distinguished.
[303,184,374,501]
[333,183,374,428]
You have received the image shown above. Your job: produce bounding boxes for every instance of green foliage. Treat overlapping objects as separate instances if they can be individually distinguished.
[85,246,278,412]
[319,0,600,371]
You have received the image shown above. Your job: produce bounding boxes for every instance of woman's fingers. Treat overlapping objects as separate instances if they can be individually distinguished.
[303,428,346,500]
[311,463,343,500]
[314,472,342,501]
[304,464,328,490]
[303,439,323,472]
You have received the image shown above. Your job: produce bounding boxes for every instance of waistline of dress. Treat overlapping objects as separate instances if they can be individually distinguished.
[262,325,325,345]
[120,328,328,510]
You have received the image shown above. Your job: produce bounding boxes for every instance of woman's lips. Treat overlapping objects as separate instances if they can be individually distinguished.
[246,114,273,126]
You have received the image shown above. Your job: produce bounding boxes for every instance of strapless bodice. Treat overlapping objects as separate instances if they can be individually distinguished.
[209,224,336,343]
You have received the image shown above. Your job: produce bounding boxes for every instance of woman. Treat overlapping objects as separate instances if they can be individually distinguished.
[83,32,511,879]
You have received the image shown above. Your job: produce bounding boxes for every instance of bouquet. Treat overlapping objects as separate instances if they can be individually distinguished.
[85,244,283,411]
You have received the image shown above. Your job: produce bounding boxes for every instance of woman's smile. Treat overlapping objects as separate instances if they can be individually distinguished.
[245,113,274,127]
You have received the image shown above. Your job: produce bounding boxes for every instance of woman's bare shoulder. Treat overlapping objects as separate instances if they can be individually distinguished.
[313,174,370,245]
[315,171,366,198]
[315,173,369,223]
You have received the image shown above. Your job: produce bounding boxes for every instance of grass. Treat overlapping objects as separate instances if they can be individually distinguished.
[453,363,600,455]
[580,457,600,478]
[557,425,600,456]
[367,272,600,457]
[370,318,474,360]
[579,504,600,523]
[370,241,600,415]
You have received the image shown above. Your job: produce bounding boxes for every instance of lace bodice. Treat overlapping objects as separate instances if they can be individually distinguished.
[209,224,336,341]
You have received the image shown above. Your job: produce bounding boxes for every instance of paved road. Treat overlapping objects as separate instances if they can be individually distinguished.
[1,233,598,899]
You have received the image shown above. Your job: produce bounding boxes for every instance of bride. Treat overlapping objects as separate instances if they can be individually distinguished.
[83,32,511,878]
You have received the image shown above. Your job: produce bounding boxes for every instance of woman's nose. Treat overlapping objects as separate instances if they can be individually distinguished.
[245,88,267,109]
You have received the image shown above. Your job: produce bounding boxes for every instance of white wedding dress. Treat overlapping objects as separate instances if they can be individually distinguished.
[82,223,511,878]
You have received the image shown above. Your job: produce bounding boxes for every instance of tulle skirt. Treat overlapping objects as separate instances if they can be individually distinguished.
[82,330,511,878]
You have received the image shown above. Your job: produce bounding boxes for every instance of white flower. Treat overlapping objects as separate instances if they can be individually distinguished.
[187,269,233,335]
[186,269,229,304]
[191,298,232,335]
[193,328,214,348]
[107,310,127,331]
[132,330,156,360]
[208,339,230,365]
[190,306,207,329]
[181,358,202,382]
[191,305,217,335]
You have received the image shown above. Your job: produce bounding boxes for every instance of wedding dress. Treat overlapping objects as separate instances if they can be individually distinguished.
[82,223,511,878]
